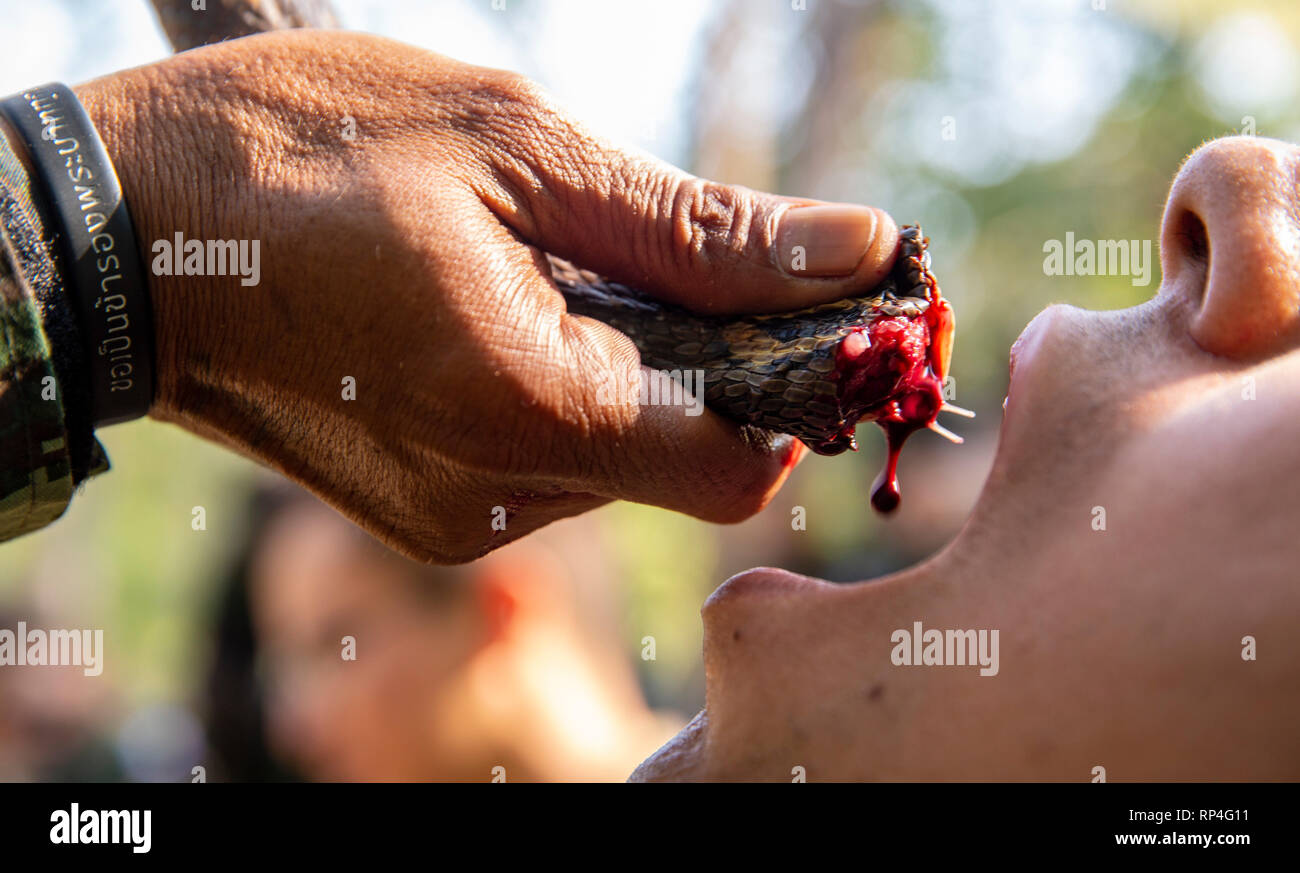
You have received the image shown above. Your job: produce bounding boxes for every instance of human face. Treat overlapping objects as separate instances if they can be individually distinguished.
[251,503,482,781]
[633,137,1300,781]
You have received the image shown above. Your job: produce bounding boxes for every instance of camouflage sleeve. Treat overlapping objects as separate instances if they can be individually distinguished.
[0,127,109,543]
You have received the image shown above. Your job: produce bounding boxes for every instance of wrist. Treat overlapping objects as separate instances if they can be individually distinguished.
[74,71,185,423]
[75,54,302,459]
[74,56,278,437]
[1,82,156,425]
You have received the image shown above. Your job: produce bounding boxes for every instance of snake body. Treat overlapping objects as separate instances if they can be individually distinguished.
[551,225,953,462]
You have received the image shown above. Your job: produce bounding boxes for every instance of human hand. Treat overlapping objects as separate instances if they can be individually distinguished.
[77,30,899,562]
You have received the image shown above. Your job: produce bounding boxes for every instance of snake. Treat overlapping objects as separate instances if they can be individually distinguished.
[550,224,969,514]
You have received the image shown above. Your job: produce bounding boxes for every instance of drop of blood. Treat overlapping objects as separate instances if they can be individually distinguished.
[869,419,918,514]
[869,473,900,514]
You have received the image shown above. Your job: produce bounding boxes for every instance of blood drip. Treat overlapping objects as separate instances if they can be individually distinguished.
[869,376,943,514]
[870,426,906,513]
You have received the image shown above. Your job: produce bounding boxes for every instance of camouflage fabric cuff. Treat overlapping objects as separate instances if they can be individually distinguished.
[0,116,109,543]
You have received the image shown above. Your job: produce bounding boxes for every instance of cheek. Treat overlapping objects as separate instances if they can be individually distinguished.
[362,635,444,709]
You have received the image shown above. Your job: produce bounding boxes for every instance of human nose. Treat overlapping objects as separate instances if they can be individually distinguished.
[1160,136,1300,359]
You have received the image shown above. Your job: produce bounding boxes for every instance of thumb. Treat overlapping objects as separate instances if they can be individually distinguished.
[486,120,899,315]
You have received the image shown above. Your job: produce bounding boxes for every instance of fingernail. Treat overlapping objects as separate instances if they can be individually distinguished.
[775,205,893,277]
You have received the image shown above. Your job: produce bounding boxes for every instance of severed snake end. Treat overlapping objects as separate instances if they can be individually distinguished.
[551,223,965,516]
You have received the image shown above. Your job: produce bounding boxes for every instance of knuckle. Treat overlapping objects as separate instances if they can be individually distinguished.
[450,68,560,151]
[668,178,758,272]
[471,68,547,111]
[491,69,549,109]
[453,69,599,224]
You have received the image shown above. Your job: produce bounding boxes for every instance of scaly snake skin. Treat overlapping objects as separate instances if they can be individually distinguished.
[551,225,954,460]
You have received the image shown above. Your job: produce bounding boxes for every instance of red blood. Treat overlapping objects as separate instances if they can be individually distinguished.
[827,315,948,515]
[869,373,944,514]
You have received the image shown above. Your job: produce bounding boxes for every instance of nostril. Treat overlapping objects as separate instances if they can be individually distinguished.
[1176,209,1210,265]
[1172,208,1210,306]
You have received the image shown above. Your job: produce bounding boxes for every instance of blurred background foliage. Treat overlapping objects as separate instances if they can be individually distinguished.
[1,0,1297,777]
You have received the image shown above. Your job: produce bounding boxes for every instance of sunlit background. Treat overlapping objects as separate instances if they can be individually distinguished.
[1,0,1296,780]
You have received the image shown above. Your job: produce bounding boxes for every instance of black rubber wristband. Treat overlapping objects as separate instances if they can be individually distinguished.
[0,83,154,427]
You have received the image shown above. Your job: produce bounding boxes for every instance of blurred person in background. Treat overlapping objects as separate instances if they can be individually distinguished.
[205,483,681,782]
